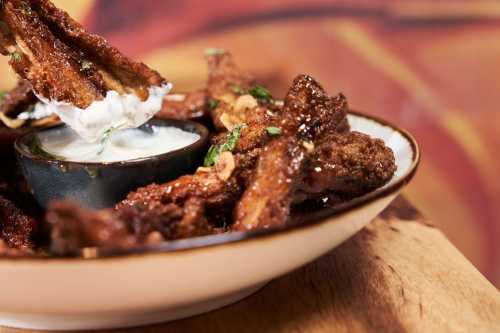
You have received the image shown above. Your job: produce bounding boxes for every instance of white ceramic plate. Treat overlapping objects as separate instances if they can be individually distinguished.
[0,111,420,331]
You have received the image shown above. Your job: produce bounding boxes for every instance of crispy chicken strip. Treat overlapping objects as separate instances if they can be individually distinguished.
[0,0,165,108]
[233,137,306,230]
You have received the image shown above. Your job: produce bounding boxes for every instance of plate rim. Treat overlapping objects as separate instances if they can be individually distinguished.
[0,110,420,262]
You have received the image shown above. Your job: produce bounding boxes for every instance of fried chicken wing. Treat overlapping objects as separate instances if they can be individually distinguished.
[0,0,165,108]
[233,75,349,230]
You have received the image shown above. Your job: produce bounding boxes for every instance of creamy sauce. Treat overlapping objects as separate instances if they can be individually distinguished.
[38,125,200,163]
[35,83,172,142]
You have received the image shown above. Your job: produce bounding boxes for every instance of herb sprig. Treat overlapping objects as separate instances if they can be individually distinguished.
[266,126,282,136]
[248,85,273,103]
[203,125,244,167]
[208,98,219,111]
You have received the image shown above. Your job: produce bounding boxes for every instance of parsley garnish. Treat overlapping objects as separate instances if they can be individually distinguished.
[266,126,282,136]
[230,84,243,95]
[10,51,22,62]
[0,91,6,104]
[80,59,92,71]
[203,125,244,167]
[204,48,225,56]
[249,85,272,103]
[28,136,64,160]
[208,98,219,111]
[98,127,115,155]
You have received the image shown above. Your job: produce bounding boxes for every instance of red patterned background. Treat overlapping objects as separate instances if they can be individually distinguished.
[1,0,499,285]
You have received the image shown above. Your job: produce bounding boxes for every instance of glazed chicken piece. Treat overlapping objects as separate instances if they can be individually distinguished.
[299,131,397,199]
[0,0,165,108]
[233,137,306,230]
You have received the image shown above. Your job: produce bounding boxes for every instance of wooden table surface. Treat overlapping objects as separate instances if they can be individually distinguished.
[2,196,499,333]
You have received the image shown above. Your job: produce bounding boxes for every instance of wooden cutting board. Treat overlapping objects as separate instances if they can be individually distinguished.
[2,196,499,333]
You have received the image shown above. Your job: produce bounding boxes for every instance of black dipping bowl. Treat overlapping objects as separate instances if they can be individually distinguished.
[14,119,209,209]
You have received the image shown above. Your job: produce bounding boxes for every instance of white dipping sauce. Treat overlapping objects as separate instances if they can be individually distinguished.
[39,125,200,163]
[36,83,172,142]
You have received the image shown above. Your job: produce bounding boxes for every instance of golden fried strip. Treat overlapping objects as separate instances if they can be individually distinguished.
[0,0,165,108]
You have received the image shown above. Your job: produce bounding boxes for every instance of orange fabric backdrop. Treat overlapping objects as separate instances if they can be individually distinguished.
[1,0,499,285]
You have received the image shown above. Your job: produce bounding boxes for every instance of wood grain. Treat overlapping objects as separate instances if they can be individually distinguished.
[2,196,499,333]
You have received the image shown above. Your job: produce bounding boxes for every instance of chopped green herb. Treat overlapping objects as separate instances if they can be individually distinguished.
[97,127,115,155]
[203,125,244,167]
[20,1,32,15]
[10,51,22,62]
[203,145,219,167]
[0,91,6,104]
[100,127,115,144]
[204,48,225,56]
[80,59,92,71]
[208,98,219,111]
[230,84,243,95]
[266,126,282,136]
[28,136,64,160]
[249,85,272,103]
[220,125,242,152]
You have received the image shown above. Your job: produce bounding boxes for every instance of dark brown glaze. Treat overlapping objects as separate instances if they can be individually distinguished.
[281,75,349,140]
[298,131,396,199]
[0,0,166,107]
